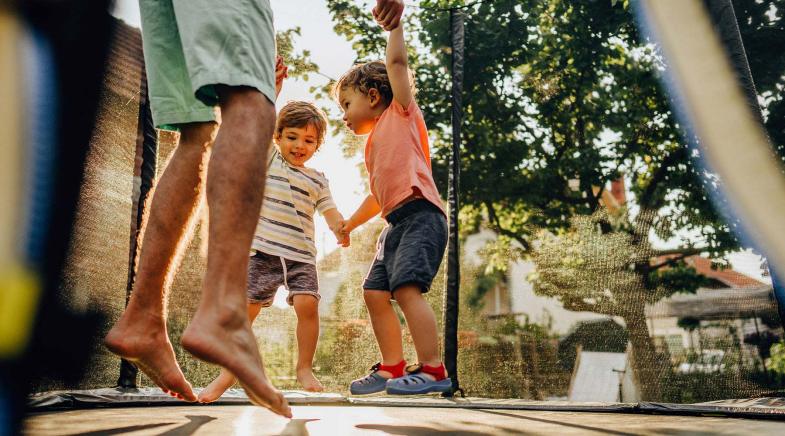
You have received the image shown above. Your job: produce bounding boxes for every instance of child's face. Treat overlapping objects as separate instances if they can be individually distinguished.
[275,125,320,167]
[338,87,381,135]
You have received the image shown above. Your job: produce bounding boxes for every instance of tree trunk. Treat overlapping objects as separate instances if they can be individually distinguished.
[623,308,670,400]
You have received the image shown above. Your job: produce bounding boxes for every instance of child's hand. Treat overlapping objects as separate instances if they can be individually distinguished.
[274,55,289,98]
[337,229,350,248]
[331,219,351,248]
[330,223,350,248]
[372,0,404,31]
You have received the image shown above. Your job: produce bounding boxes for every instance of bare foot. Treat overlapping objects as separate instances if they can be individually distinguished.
[104,311,196,402]
[296,368,324,392]
[198,370,236,403]
[181,310,292,418]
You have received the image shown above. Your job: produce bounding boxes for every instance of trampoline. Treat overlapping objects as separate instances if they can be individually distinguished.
[23,401,785,435]
[4,0,785,434]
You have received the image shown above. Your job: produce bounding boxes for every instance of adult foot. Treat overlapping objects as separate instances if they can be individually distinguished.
[181,310,292,418]
[104,312,196,402]
[198,370,237,403]
[296,368,324,392]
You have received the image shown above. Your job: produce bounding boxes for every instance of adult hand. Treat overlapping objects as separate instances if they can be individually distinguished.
[274,55,288,98]
[373,0,404,31]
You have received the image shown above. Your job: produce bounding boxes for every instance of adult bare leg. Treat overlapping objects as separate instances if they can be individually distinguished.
[198,302,263,403]
[105,122,217,402]
[181,87,291,418]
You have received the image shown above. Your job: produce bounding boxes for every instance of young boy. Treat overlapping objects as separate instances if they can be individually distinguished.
[334,5,452,395]
[199,62,348,402]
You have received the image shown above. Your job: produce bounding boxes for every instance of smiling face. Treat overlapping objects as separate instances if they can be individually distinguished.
[275,124,320,167]
[338,86,385,135]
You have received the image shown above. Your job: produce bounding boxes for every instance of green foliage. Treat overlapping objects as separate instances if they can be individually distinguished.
[770,341,785,377]
[276,28,320,81]
[467,269,505,309]
[651,263,708,295]
[732,0,785,160]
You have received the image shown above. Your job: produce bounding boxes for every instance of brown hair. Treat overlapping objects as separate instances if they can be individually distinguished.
[332,60,416,105]
[275,101,329,146]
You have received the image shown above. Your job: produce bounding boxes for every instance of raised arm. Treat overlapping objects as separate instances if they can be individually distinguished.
[373,0,404,31]
[384,13,413,109]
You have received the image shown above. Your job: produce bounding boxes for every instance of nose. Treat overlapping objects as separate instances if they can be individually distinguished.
[343,113,348,121]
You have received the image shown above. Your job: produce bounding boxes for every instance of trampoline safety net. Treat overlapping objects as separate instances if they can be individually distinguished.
[30,0,785,409]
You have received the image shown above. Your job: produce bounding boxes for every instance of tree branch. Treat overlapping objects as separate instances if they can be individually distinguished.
[639,147,688,209]
[649,247,707,271]
[485,201,531,251]
[653,247,707,257]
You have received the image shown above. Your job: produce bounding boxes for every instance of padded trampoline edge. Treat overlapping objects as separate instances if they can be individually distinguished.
[27,389,785,420]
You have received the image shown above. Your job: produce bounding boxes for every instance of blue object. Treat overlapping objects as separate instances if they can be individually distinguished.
[349,372,390,395]
[386,374,453,395]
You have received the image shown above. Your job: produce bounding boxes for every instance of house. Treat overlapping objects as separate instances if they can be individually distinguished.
[644,255,778,369]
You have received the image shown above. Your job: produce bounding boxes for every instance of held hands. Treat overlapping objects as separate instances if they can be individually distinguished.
[373,0,404,31]
[274,55,289,98]
[331,219,351,248]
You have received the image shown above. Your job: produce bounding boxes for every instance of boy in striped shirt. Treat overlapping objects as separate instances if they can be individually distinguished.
[200,76,347,400]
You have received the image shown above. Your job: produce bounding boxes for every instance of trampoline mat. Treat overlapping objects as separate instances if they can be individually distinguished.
[25,388,785,435]
[25,404,785,435]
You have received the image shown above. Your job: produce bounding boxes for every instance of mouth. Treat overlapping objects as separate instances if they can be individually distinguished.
[289,151,306,159]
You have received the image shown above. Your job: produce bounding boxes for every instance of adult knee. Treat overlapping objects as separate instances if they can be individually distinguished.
[217,86,275,129]
[179,121,219,151]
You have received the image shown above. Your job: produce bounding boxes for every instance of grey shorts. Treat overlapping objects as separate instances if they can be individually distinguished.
[247,251,319,307]
[363,200,448,295]
[139,0,276,128]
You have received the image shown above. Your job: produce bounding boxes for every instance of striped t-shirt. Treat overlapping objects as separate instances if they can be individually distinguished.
[252,148,336,264]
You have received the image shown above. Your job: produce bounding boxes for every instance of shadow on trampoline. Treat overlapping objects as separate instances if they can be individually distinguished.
[475,410,637,436]
[157,415,218,436]
[355,424,491,436]
[64,422,174,436]
[64,414,216,436]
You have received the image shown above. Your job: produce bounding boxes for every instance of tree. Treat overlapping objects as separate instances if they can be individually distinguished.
[326,0,784,400]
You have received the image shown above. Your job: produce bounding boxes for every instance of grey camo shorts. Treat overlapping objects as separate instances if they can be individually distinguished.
[247,251,319,306]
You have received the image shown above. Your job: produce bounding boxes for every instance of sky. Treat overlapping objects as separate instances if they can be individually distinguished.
[110,0,770,284]
[111,0,368,259]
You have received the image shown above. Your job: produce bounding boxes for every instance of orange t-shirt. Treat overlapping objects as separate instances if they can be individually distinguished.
[365,99,445,218]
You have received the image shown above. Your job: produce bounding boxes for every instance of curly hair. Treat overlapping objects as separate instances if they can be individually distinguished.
[332,60,415,105]
[275,101,328,146]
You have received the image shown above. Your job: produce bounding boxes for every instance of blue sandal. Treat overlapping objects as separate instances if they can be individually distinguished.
[386,363,452,395]
[350,363,392,395]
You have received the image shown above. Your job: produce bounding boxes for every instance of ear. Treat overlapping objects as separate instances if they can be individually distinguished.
[273,130,282,144]
[368,88,382,108]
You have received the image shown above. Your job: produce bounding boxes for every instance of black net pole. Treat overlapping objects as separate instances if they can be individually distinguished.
[117,62,158,389]
[704,0,785,325]
[443,8,464,398]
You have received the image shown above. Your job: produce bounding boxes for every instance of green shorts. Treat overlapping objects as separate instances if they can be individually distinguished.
[139,0,276,129]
